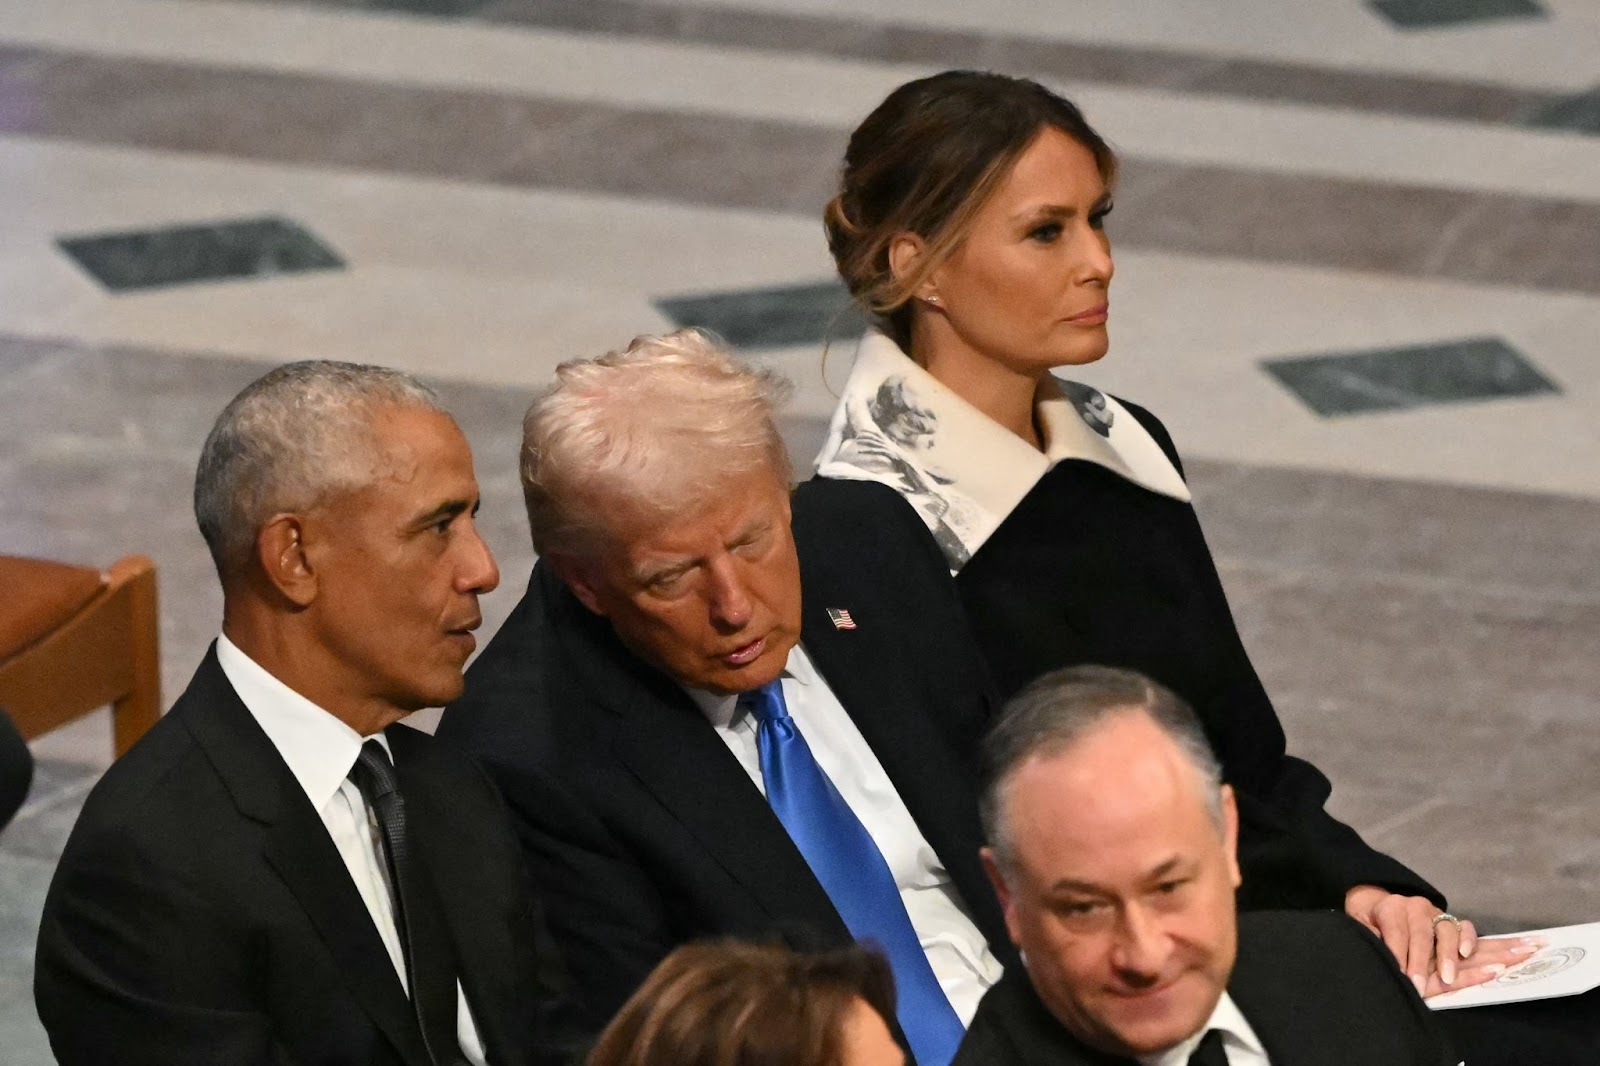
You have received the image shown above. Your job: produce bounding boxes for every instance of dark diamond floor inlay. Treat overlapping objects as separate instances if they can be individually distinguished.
[369,0,489,13]
[57,215,346,293]
[1262,336,1560,417]
[1368,0,1545,29]
[1523,86,1600,135]
[656,280,869,349]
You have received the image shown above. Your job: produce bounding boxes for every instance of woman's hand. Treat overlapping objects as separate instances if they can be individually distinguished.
[1344,884,1543,996]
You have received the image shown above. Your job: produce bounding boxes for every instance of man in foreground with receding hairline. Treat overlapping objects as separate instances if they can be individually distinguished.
[36,361,566,1066]
[956,665,1462,1066]
[439,330,1011,1066]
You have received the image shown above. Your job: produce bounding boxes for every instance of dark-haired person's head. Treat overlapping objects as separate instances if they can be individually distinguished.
[825,70,1117,362]
[586,941,904,1066]
[194,361,498,735]
[978,666,1241,1059]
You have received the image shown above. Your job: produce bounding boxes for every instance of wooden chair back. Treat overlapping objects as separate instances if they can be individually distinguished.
[0,554,161,758]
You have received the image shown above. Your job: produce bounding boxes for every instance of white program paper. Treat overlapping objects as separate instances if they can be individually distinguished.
[1428,921,1600,1010]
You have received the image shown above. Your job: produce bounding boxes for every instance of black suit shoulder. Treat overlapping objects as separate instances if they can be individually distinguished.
[1234,909,1393,980]
[791,477,1001,759]
[1232,911,1457,1066]
[44,680,260,911]
[438,565,653,882]
[438,573,564,765]
[37,674,323,1065]
[791,475,953,569]
[953,967,1123,1066]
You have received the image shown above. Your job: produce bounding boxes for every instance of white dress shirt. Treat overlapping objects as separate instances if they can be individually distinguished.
[1137,993,1269,1066]
[685,642,1004,1024]
[217,634,488,1065]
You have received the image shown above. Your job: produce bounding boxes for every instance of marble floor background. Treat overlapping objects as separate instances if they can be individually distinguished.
[1,0,1598,1060]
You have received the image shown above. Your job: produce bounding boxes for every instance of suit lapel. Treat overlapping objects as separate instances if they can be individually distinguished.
[261,820,432,1066]
[613,690,846,935]
[547,571,847,938]
[179,647,431,1066]
[801,603,1013,954]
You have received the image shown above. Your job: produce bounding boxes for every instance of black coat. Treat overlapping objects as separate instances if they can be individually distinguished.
[954,910,1459,1066]
[813,400,1439,913]
[437,479,1015,1034]
[34,647,566,1066]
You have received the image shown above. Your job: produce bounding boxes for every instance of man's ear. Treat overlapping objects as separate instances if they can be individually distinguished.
[256,514,317,608]
[1219,783,1242,890]
[981,846,1025,949]
[545,552,608,617]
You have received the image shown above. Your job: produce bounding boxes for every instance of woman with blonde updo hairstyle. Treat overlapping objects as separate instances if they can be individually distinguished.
[586,941,903,1066]
[811,69,1476,1002]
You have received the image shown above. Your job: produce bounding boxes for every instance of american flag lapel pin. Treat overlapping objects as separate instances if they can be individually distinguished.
[826,607,858,631]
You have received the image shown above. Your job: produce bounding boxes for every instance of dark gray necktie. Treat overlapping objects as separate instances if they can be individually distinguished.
[1187,1029,1230,1066]
[348,740,466,1066]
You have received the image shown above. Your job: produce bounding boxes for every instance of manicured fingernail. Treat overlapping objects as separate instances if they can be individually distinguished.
[1511,942,1540,956]
[1482,964,1505,974]
[1411,974,1426,996]
[1460,942,1472,958]
[1442,961,1456,985]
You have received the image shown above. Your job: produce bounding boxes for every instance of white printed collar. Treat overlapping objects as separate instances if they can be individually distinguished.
[813,330,1189,569]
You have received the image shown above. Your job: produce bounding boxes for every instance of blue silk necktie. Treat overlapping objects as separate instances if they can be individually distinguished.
[740,680,965,1066]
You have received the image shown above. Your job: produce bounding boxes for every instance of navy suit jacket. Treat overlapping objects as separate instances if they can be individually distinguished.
[438,479,1015,1036]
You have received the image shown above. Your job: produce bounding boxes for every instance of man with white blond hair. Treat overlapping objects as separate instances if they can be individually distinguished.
[955,665,1464,1066]
[438,330,1012,1066]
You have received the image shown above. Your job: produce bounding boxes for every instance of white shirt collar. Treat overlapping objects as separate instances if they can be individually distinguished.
[1137,992,1267,1066]
[682,643,817,729]
[215,633,392,812]
[813,330,1189,570]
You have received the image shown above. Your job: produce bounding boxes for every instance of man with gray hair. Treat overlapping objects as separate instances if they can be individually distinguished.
[36,361,565,1066]
[956,665,1464,1066]
[439,330,1012,1066]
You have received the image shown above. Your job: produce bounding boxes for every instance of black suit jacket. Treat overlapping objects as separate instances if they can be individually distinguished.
[34,647,564,1066]
[954,911,1458,1066]
[811,400,1440,912]
[438,479,1015,1034]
